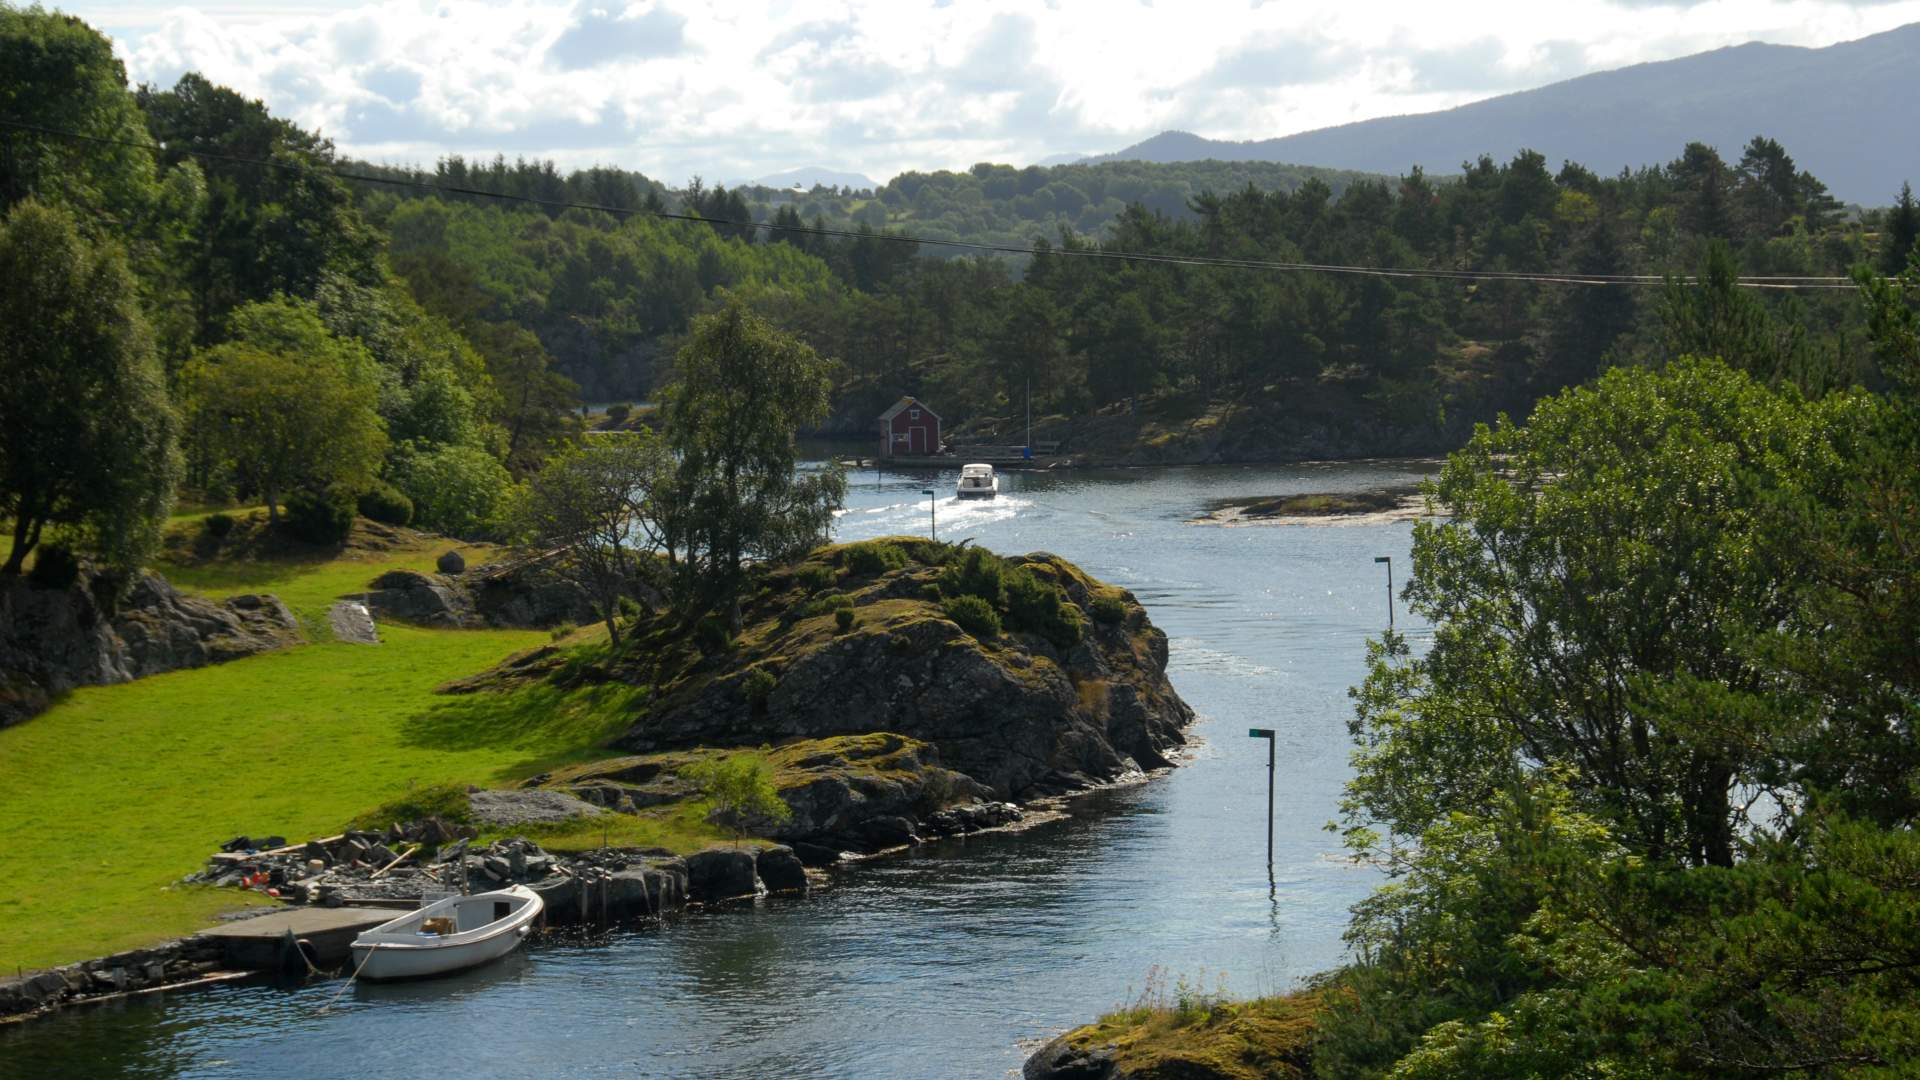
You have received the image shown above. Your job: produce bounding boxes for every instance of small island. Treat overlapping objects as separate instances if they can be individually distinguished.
[1190,487,1430,527]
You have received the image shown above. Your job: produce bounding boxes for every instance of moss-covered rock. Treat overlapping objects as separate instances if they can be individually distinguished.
[608,540,1192,799]
[1025,992,1321,1080]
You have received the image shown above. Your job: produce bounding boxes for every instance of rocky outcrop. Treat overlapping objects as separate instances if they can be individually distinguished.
[363,562,598,630]
[0,569,301,727]
[612,547,1193,800]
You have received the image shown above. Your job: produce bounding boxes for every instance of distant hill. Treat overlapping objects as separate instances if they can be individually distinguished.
[752,166,880,192]
[1090,23,1920,204]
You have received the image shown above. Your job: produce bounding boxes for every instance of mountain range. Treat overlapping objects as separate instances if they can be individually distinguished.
[1085,23,1919,204]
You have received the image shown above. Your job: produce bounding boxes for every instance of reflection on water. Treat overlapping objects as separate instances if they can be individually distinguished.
[1,460,1435,1080]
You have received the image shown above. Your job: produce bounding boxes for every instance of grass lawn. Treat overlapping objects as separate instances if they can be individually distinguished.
[0,522,654,973]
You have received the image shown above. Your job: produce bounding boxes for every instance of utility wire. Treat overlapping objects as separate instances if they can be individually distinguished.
[0,116,1865,290]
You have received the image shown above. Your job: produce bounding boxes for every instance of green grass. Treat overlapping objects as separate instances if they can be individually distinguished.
[1074,989,1322,1080]
[0,524,631,972]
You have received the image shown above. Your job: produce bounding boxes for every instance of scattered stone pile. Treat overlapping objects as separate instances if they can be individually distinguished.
[186,821,811,920]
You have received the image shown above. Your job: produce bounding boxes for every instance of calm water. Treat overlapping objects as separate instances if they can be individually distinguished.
[1,461,1435,1080]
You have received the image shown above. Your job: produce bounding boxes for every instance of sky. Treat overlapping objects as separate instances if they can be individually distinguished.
[59,0,1920,187]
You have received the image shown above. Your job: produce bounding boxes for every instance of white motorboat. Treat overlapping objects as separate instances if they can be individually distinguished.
[956,463,998,499]
[348,885,542,981]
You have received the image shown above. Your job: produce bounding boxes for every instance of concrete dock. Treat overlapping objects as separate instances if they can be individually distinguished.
[199,907,397,969]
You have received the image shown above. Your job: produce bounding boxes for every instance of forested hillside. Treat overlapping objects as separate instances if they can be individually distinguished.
[5,4,1919,535]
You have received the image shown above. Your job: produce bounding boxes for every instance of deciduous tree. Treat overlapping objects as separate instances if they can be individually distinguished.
[0,200,179,576]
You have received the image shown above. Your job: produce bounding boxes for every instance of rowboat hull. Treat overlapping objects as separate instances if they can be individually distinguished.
[349,885,543,982]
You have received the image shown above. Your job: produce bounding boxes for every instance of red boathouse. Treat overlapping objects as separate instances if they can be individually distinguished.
[878,396,941,458]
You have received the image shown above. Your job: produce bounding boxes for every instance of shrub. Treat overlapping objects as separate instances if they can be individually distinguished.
[943,594,1001,639]
[617,595,643,620]
[684,753,792,845]
[835,607,856,632]
[203,512,236,540]
[843,540,910,576]
[27,544,80,589]
[395,443,515,538]
[281,484,356,545]
[920,583,944,602]
[798,591,855,619]
[605,402,631,425]
[549,621,577,641]
[1090,594,1128,625]
[939,547,1005,606]
[356,481,414,526]
[694,615,734,654]
[742,666,777,703]
[795,563,834,593]
[1006,567,1084,649]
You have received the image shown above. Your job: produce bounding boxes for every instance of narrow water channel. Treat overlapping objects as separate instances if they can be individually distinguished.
[0,460,1435,1079]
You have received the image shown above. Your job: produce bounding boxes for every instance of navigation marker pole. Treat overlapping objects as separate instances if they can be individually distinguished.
[922,488,937,541]
[1374,556,1394,631]
[1250,727,1276,869]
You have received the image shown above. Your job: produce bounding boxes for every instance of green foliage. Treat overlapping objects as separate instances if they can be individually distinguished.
[795,591,854,619]
[938,546,1006,607]
[512,432,671,648]
[0,200,179,577]
[394,442,514,538]
[794,563,834,593]
[604,402,631,424]
[1089,594,1128,624]
[741,665,776,703]
[1325,334,1920,1076]
[683,752,791,843]
[182,301,387,525]
[0,7,157,227]
[356,480,414,526]
[281,484,357,546]
[841,539,910,576]
[692,615,733,654]
[942,594,1001,639]
[26,544,80,590]
[834,606,855,633]
[202,512,235,540]
[658,299,847,623]
[1005,566,1084,649]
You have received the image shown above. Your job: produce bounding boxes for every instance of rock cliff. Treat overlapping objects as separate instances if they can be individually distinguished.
[0,569,301,727]
[607,540,1193,799]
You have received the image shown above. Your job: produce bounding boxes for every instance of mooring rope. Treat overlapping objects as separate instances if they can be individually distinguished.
[316,942,379,1015]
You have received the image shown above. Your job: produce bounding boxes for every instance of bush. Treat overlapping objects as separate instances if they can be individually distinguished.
[742,666,776,703]
[943,594,1001,639]
[605,402,631,425]
[1090,594,1128,625]
[395,444,514,538]
[356,481,414,526]
[795,563,834,593]
[27,544,80,589]
[281,484,356,545]
[843,540,910,576]
[798,592,855,619]
[938,547,1005,606]
[835,607,856,632]
[1006,567,1084,649]
[203,512,236,540]
[694,615,734,654]
[549,621,576,641]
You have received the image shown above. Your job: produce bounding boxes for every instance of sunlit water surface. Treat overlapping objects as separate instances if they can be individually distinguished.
[0,460,1437,1079]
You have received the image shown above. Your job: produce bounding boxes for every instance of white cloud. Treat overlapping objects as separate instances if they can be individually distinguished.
[65,0,1920,183]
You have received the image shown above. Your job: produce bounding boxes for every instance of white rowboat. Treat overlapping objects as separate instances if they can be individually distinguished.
[348,885,542,981]
[956,463,998,499]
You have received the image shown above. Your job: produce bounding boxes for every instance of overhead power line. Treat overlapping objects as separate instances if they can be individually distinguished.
[0,116,1865,290]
